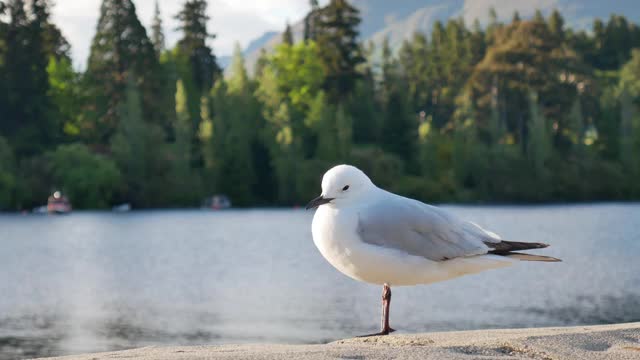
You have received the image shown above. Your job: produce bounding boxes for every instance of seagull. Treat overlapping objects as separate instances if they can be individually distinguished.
[306,164,560,337]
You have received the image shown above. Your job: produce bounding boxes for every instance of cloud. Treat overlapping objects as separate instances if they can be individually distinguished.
[51,0,316,69]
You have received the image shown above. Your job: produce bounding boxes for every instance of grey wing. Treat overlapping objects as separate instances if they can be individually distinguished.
[357,195,499,261]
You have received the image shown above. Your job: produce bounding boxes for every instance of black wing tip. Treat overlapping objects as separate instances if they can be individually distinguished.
[486,240,552,254]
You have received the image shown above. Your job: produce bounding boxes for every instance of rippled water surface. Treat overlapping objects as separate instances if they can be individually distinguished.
[1,205,639,359]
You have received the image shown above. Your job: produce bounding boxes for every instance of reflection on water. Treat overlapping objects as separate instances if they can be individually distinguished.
[0,205,639,359]
[515,293,640,325]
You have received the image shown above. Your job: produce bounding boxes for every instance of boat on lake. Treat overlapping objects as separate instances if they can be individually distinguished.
[47,191,72,214]
[31,205,48,214]
[112,203,131,212]
[201,194,232,210]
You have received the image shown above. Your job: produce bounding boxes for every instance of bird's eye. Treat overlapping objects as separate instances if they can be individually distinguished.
[342,185,350,191]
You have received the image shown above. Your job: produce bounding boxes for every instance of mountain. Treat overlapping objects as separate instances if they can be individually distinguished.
[245,31,279,55]
[228,0,640,75]
[218,31,278,69]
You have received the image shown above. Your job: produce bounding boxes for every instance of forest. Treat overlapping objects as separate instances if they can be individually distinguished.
[1,0,640,210]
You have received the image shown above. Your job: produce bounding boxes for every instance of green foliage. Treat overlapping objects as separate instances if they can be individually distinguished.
[2,2,640,210]
[618,50,640,187]
[0,136,16,209]
[165,79,202,205]
[471,18,586,150]
[315,0,365,99]
[282,23,294,45]
[85,0,160,144]
[527,92,553,182]
[3,0,56,157]
[304,0,321,41]
[619,49,640,98]
[151,0,165,56]
[586,15,640,70]
[111,75,169,207]
[567,97,584,149]
[175,0,220,93]
[46,143,121,209]
[259,42,325,112]
[47,56,84,137]
[202,49,263,205]
[350,146,403,190]
[348,78,380,144]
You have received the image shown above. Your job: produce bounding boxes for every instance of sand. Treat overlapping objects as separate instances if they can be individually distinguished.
[37,322,640,360]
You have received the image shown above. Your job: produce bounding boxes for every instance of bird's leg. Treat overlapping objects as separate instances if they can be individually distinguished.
[381,283,395,334]
[358,283,396,337]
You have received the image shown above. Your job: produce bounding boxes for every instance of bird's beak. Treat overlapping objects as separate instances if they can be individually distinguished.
[306,195,334,210]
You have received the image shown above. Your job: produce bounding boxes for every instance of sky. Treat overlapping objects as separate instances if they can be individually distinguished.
[51,0,325,69]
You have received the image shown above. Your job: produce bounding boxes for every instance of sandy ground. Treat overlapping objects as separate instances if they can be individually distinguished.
[37,322,640,360]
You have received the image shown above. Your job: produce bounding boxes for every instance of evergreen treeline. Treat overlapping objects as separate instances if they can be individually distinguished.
[1,0,640,210]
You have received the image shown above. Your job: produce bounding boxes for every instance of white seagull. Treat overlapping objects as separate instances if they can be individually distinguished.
[306,164,560,336]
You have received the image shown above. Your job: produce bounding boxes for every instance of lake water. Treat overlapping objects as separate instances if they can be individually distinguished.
[1,205,639,359]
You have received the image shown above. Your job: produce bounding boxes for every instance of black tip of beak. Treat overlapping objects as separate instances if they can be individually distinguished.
[306,195,333,210]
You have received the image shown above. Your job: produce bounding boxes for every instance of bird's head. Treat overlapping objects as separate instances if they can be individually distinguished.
[306,165,375,210]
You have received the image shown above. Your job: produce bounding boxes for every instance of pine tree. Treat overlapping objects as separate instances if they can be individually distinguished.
[151,0,165,56]
[27,0,51,115]
[165,78,202,205]
[47,56,84,139]
[0,136,16,209]
[86,0,159,144]
[227,43,249,94]
[548,9,564,41]
[174,79,193,164]
[303,0,320,41]
[0,4,7,139]
[315,0,364,99]
[469,19,486,65]
[619,88,636,172]
[488,77,505,146]
[211,50,261,205]
[533,9,544,22]
[349,77,379,144]
[399,32,430,114]
[381,89,414,161]
[527,92,552,177]
[452,90,485,196]
[254,48,268,78]
[471,18,584,150]
[512,11,521,23]
[380,40,414,161]
[4,0,56,156]
[111,74,167,207]
[486,7,500,42]
[282,22,294,45]
[175,0,220,93]
[31,0,70,61]
[567,97,584,149]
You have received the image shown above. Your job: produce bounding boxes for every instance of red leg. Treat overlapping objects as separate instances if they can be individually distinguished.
[381,283,395,334]
[358,283,396,337]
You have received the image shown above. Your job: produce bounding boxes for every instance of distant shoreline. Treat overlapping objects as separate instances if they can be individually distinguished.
[37,322,640,360]
[3,201,640,214]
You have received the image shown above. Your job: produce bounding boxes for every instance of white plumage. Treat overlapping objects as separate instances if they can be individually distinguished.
[311,166,514,286]
[307,164,559,336]
[312,167,514,286]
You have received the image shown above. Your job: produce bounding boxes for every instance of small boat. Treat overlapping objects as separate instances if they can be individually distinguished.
[32,205,48,214]
[201,194,232,210]
[112,203,131,212]
[47,191,72,214]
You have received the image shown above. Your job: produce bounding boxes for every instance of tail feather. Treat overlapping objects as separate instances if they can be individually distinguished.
[503,252,562,262]
[484,240,561,262]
